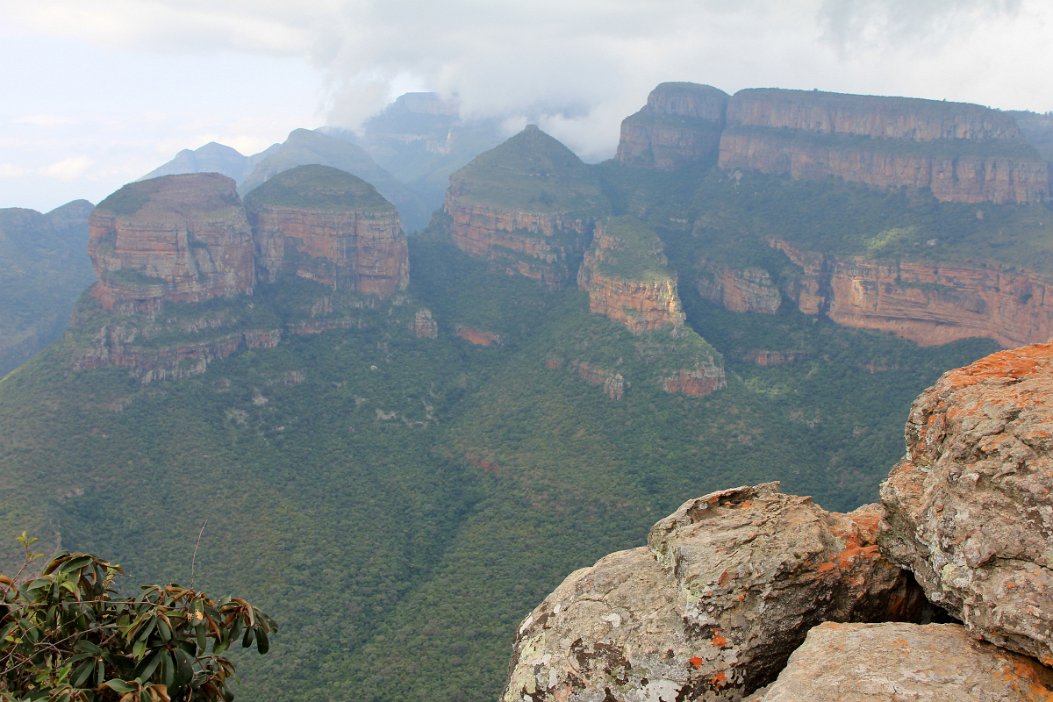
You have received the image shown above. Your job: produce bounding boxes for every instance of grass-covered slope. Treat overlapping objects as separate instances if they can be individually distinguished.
[448,125,605,215]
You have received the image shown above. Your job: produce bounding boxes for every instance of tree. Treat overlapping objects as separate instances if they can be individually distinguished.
[0,544,275,702]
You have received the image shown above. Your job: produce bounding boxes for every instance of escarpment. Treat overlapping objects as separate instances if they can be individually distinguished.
[445,125,603,287]
[618,83,1049,204]
[616,82,729,169]
[74,168,412,381]
[719,89,1050,204]
[504,341,1053,701]
[773,240,1053,348]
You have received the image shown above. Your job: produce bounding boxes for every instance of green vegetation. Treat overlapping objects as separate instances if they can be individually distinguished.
[95,187,150,217]
[243,165,393,213]
[0,202,95,377]
[593,215,675,283]
[0,126,1033,700]
[0,547,274,701]
[448,126,606,214]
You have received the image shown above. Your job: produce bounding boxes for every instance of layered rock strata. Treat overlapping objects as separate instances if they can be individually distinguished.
[445,125,603,287]
[750,622,1053,701]
[577,217,686,333]
[696,261,781,314]
[718,89,1049,204]
[774,239,1053,348]
[503,484,922,701]
[616,82,729,169]
[880,341,1053,665]
[88,173,256,313]
[245,165,408,296]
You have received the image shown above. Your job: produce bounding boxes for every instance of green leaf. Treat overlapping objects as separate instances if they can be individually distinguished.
[103,679,136,694]
[71,660,95,688]
[136,650,163,682]
[255,625,269,655]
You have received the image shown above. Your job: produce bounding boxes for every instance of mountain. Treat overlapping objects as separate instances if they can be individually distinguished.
[6,81,1052,700]
[340,92,508,209]
[140,141,278,183]
[239,129,433,233]
[0,199,94,376]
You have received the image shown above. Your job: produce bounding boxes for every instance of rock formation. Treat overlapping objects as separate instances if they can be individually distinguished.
[749,622,1053,701]
[88,173,256,313]
[445,125,603,287]
[696,261,781,315]
[718,89,1049,204]
[881,341,1053,665]
[77,167,412,381]
[774,239,1053,348]
[616,83,729,169]
[504,340,1053,700]
[577,217,686,333]
[244,165,408,296]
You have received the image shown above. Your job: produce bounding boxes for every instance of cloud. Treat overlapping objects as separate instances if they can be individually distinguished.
[42,157,93,181]
[12,114,77,127]
[0,164,26,178]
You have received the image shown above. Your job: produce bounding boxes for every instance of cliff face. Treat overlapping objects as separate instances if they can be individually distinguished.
[577,217,686,333]
[445,125,603,287]
[88,173,256,313]
[616,82,729,169]
[446,203,593,286]
[245,165,408,297]
[697,260,781,314]
[505,341,1053,701]
[718,89,1049,204]
[773,240,1053,348]
[77,168,413,381]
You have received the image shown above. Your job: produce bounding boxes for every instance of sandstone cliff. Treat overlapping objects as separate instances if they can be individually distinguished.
[76,168,414,382]
[577,216,686,333]
[616,82,729,169]
[445,125,604,287]
[504,341,1053,700]
[88,173,256,313]
[244,165,408,297]
[773,239,1053,347]
[718,89,1049,204]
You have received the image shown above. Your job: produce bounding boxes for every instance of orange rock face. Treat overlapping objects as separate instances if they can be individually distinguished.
[88,174,256,312]
[446,201,593,287]
[250,206,408,296]
[661,366,726,397]
[454,326,501,347]
[719,90,1049,204]
[576,220,686,333]
[697,260,781,314]
[575,362,626,400]
[773,240,1053,347]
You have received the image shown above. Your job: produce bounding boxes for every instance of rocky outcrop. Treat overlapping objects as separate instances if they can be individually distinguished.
[576,362,626,400]
[662,364,726,397]
[616,83,729,169]
[455,326,501,347]
[750,622,1053,701]
[446,125,603,287]
[88,173,256,313]
[697,260,781,314]
[577,217,686,333]
[412,308,438,338]
[244,165,408,297]
[880,341,1053,666]
[718,89,1049,204]
[742,350,809,366]
[503,484,923,701]
[774,239,1053,348]
[505,341,1053,700]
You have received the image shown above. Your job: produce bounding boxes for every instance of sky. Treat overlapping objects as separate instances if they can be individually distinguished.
[2,0,1052,212]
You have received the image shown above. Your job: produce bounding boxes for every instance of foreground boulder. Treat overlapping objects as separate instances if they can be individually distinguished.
[502,483,922,701]
[750,622,1053,701]
[880,341,1053,665]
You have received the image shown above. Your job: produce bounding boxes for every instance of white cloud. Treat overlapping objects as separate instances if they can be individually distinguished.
[0,164,26,178]
[42,157,93,181]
